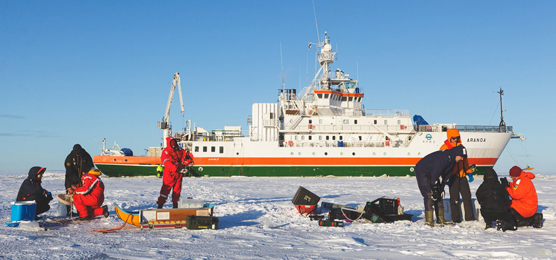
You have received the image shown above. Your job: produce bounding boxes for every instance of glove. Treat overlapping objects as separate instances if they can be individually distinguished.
[467,173,474,183]
[68,187,75,194]
[431,184,444,202]
[500,177,509,187]
[45,191,53,201]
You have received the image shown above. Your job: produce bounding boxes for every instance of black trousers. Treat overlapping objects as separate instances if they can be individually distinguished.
[481,210,514,226]
[449,175,475,222]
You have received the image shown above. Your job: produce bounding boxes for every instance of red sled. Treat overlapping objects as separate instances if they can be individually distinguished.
[295,205,317,214]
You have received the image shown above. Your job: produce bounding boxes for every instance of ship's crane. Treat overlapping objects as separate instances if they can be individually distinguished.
[158,72,184,147]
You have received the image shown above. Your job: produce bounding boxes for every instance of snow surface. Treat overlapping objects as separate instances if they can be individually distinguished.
[1,171,555,260]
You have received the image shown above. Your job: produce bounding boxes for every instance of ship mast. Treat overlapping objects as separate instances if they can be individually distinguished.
[497,87,506,128]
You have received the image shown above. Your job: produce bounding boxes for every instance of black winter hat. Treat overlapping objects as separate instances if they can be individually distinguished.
[450,145,467,158]
[484,168,498,180]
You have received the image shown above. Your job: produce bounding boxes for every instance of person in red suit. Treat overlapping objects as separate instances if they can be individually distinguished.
[156,137,195,209]
[69,168,109,220]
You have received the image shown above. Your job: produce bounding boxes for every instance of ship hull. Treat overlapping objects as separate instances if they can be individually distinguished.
[94,130,511,177]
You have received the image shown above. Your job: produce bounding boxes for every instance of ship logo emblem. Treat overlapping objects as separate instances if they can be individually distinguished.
[425,134,432,140]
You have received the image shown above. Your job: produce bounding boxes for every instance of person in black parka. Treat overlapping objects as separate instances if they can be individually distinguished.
[475,168,514,229]
[415,145,468,227]
[64,144,94,215]
[16,166,54,219]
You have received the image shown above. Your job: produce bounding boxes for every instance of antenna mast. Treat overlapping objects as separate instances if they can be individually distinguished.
[497,87,506,128]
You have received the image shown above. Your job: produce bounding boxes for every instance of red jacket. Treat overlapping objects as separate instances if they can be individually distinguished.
[75,173,105,202]
[161,137,194,177]
[506,172,538,218]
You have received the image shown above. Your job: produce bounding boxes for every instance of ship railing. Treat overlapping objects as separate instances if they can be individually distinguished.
[456,125,513,133]
[417,125,513,133]
[310,124,413,133]
[364,109,409,117]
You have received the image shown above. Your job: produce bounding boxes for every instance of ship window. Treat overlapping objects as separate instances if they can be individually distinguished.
[343,119,349,124]
[341,97,347,101]
[309,120,312,124]
[354,120,358,124]
[219,147,224,153]
[359,136,362,141]
[326,136,329,140]
[301,136,305,140]
[319,136,322,140]
[203,146,207,152]
[332,136,336,141]
[309,136,312,140]
[270,113,274,119]
[374,120,377,124]
[195,146,199,152]
[295,136,298,140]
[319,119,323,124]
[349,97,353,101]
[384,120,387,125]
[318,94,322,98]
[324,94,329,99]
[397,120,401,125]
[339,136,343,140]
[211,146,216,152]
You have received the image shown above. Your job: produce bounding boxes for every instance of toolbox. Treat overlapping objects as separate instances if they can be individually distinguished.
[186,215,219,230]
[292,186,320,206]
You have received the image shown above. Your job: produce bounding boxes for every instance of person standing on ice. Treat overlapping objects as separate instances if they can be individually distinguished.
[415,146,467,227]
[475,168,512,229]
[496,166,543,231]
[68,168,109,220]
[64,144,94,215]
[439,129,476,223]
[16,166,54,220]
[156,137,195,209]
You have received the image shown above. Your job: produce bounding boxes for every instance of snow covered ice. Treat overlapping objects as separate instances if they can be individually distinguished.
[1,171,555,259]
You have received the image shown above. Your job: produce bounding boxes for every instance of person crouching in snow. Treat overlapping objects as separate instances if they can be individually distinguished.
[68,168,109,220]
[476,168,512,229]
[16,166,53,220]
[415,146,467,227]
[496,166,543,231]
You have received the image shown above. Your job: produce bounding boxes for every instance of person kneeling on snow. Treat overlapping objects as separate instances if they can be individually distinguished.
[476,168,513,229]
[68,168,109,220]
[496,166,543,231]
[16,166,53,220]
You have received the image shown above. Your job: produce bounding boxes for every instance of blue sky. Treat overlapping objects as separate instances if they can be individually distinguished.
[1,1,555,174]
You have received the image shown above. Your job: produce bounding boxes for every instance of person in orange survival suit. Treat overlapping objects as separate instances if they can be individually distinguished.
[156,137,195,209]
[69,168,109,220]
[439,128,476,223]
[497,166,543,231]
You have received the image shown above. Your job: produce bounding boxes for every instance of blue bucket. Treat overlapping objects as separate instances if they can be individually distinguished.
[11,201,37,221]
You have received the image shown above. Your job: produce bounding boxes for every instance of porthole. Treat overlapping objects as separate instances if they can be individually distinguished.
[291,152,294,155]
[312,152,316,155]
[340,152,344,156]
[383,152,387,155]
[352,152,356,156]
[373,152,376,156]
[325,152,328,156]
[298,152,302,156]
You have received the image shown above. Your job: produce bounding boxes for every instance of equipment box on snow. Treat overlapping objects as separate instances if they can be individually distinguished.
[186,215,219,230]
[292,186,320,206]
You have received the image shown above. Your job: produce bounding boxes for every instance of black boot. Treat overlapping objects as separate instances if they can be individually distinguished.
[157,204,163,209]
[496,220,517,232]
[485,221,493,230]
[173,202,178,209]
[533,213,543,228]
[102,205,109,218]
